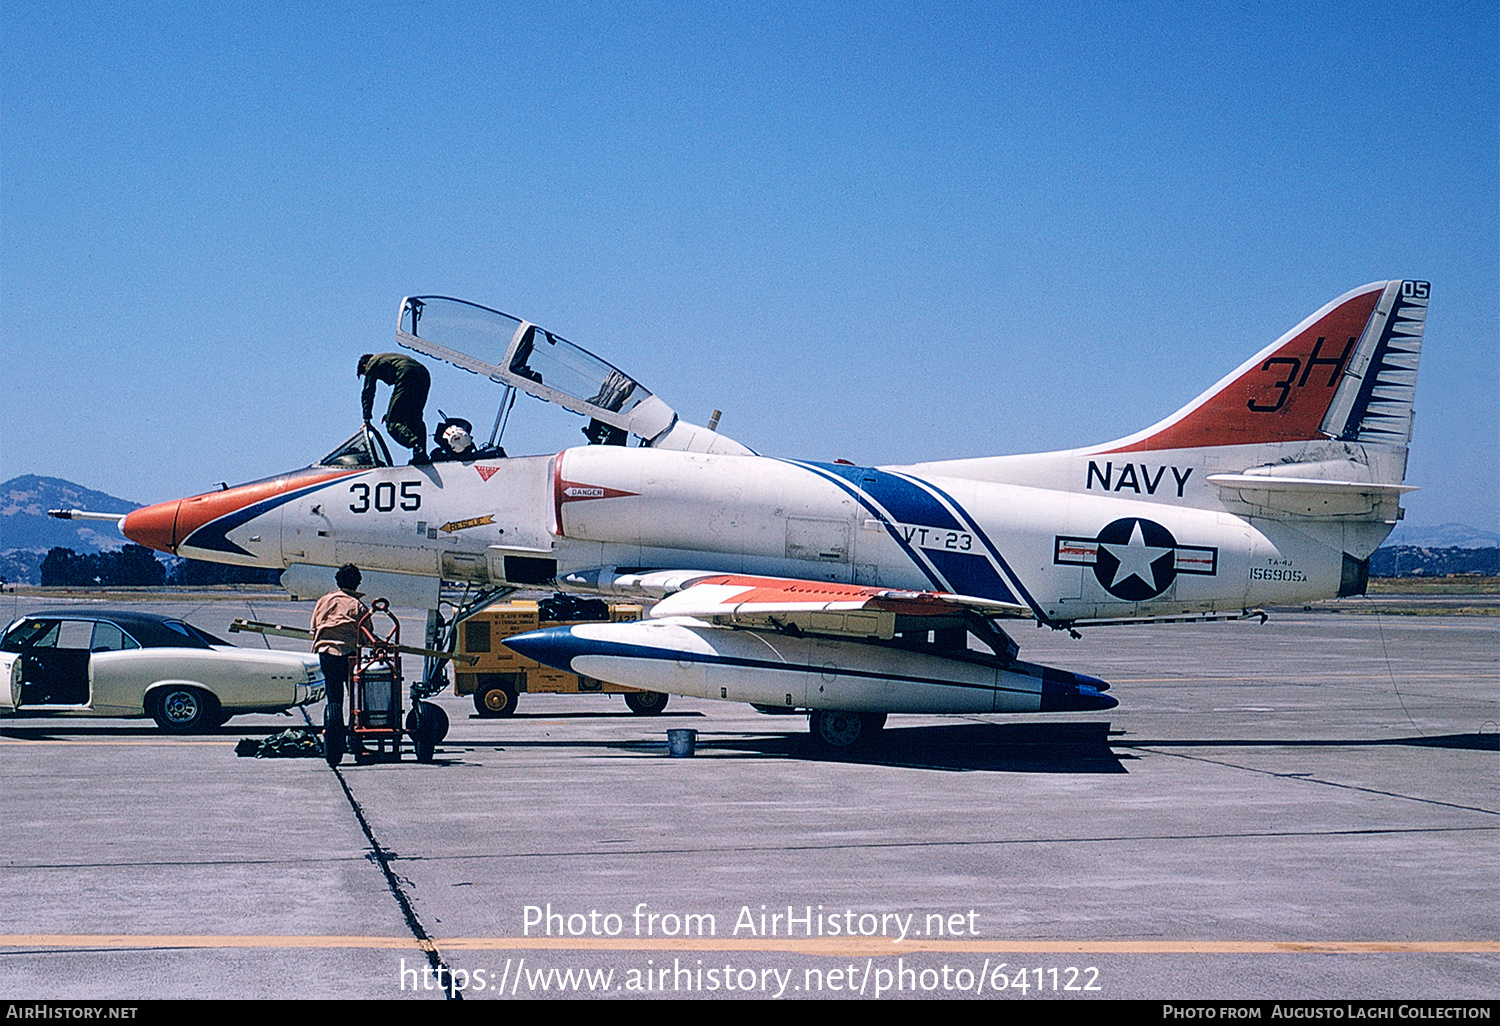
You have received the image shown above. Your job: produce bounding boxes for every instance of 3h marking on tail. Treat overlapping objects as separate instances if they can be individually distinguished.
[1246,335,1355,413]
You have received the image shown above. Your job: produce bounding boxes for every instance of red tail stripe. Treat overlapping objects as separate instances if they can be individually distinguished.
[1104,288,1381,452]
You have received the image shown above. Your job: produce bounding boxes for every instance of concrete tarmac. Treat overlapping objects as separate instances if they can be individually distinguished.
[0,591,1494,1000]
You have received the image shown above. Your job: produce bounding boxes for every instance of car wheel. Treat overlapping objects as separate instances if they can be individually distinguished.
[809,709,885,750]
[623,690,669,715]
[473,676,520,718]
[150,686,219,733]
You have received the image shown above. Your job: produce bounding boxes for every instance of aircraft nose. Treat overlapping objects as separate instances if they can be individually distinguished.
[121,500,182,554]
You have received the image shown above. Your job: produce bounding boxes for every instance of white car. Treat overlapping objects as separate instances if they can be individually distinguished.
[1,609,325,732]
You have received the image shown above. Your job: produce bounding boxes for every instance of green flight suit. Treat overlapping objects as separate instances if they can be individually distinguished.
[361,353,431,457]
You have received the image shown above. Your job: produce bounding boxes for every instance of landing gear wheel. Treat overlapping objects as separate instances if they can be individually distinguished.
[623,690,669,715]
[150,686,219,733]
[424,702,449,743]
[323,705,345,766]
[473,676,520,718]
[406,701,449,763]
[809,710,886,751]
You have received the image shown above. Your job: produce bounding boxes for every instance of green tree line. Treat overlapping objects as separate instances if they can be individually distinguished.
[38,546,278,586]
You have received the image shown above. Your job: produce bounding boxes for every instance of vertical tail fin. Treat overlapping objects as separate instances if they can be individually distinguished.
[1102,280,1427,455]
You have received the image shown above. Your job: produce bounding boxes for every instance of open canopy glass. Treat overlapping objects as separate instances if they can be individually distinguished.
[396,296,677,444]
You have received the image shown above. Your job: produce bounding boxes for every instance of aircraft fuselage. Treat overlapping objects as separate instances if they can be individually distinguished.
[124,444,1347,627]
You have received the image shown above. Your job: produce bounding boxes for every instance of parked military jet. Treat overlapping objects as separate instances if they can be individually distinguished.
[65,281,1427,747]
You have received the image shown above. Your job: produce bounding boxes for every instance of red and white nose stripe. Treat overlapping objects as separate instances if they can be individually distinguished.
[121,499,183,553]
[121,469,354,556]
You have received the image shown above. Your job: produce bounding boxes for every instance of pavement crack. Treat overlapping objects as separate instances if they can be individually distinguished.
[369,823,1499,863]
[309,698,459,1002]
[1130,746,1500,817]
[329,763,460,999]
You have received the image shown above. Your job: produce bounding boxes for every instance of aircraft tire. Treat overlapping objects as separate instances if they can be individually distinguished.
[407,701,448,763]
[623,690,669,715]
[425,701,450,742]
[808,709,886,751]
[473,676,520,718]
[150,685,218,734]
[412,708,433,764]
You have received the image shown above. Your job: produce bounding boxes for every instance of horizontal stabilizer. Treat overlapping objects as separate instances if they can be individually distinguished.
[1206,473,1415,520]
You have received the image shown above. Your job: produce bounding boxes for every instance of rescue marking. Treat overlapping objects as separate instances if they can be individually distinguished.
[440,514,496,534]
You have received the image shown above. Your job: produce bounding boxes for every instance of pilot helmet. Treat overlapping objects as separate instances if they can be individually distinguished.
[443,424,474,452]
[436,417,475,452]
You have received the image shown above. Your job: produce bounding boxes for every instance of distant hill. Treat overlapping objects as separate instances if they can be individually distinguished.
[2,473,139,553]
[1370,546,1499,578]
[0,474,279,586]
[1382,523,1499,548]
[1,475,143,583]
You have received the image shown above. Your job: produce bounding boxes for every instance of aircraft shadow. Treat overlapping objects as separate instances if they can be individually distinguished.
[448,720,1128,772]
[599,721,1133,773]
[787,721,1130,772]
[467,710,708,721]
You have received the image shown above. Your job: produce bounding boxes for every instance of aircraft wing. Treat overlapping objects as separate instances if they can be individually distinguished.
[562,568,1030,640]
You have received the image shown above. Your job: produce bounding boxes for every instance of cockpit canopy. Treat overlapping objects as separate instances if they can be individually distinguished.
[397,296,678,442]
[310,296,753,463]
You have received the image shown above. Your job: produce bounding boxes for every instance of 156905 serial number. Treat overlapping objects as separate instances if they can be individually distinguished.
[1250,566,1307,582]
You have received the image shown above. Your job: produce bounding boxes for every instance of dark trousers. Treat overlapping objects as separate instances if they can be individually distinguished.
[384,367,430,455]
[320,652,352,727]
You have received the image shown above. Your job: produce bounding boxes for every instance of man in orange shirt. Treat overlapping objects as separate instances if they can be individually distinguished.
[312,564,368,757]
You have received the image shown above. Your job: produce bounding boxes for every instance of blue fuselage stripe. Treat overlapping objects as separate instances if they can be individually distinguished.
[784,460,1023,609]
[182,474,360,557]
[781,460,949,592]
[887,471,1051,621]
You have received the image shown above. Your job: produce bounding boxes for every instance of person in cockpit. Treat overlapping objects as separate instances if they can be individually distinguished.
[432,417,507,461]
[358,353,431,464]
[432,418,477,462]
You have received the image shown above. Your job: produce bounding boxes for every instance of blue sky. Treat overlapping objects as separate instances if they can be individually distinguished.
[3,1,1495,530]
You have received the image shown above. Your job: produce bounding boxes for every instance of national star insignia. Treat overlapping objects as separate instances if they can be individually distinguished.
[1099,520,1174,591]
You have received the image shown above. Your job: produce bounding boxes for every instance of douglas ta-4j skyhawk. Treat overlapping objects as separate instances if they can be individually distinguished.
[59,280,1428,748]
